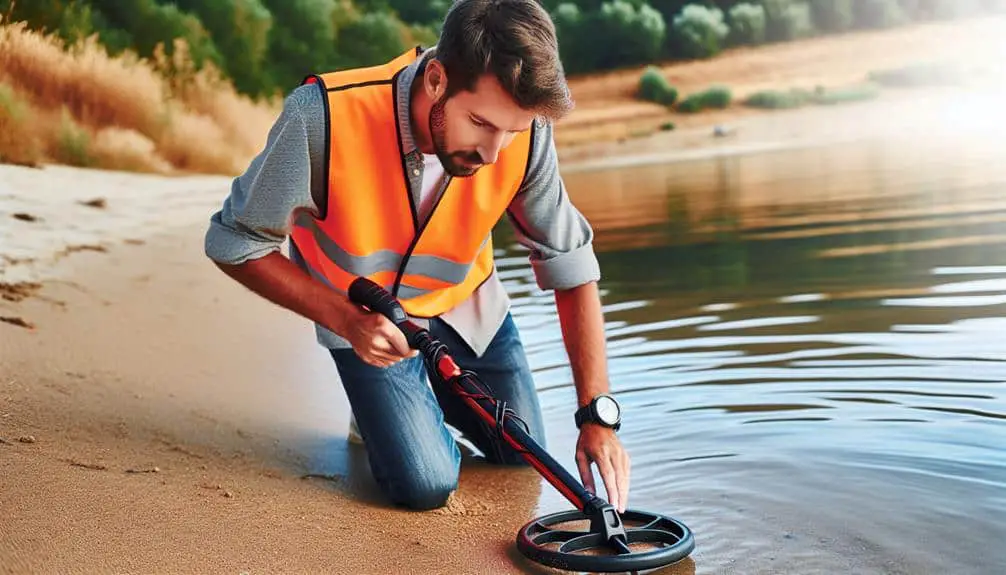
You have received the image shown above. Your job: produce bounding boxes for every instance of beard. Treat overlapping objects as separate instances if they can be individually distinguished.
[429,97,483,178]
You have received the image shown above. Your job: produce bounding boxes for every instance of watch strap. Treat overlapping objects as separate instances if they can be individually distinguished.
[574,397,622,431]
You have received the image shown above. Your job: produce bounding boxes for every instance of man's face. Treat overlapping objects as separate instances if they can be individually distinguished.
[427,72,538,178]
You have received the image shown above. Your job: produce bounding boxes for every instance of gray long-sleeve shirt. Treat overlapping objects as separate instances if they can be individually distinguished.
[204,48,600,356]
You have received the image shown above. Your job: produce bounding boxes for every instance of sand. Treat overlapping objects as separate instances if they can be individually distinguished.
[0,165,582,574]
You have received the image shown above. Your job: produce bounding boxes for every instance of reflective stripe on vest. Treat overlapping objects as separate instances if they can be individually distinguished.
[288,47,534,318]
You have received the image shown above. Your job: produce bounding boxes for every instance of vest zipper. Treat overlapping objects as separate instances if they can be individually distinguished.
[392,175,453,298]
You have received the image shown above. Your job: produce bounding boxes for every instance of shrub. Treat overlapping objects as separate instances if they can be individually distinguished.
[260,0,339,91]
[761,0,816,41]
[670,4,730,59]
[553,1,666,73]
[89,0,224,69]
[743,83,880,109]
[0,82,44,167]
[638,66,679,106]
[728,2,767,45]
[813,83,881,104]
[743,88,813,108]
[852,0,906,29]
[552,3,589,73]
[594,0,667,69]
[335,11,409,70]
[677,85,732,113]
[53,106,93,167]
[0,21,278,174]
[809,0,854,32]
[169,0,275,97]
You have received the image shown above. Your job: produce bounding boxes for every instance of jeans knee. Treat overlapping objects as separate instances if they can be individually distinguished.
[387,470,458,510]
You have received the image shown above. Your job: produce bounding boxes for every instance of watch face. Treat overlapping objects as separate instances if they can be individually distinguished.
[595,396,620,425]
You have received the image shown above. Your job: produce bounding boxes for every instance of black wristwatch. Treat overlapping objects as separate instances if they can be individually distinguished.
[574,393,621,431]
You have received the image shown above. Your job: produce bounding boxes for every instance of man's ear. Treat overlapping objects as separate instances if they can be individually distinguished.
[425,59,447,100]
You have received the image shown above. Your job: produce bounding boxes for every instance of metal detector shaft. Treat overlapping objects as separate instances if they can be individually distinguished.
[348,277,597,512]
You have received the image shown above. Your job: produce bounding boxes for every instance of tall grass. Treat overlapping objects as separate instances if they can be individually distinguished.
[0,21,280,175]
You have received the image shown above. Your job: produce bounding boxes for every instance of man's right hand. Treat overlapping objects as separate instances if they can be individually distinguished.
[340,307,417,368]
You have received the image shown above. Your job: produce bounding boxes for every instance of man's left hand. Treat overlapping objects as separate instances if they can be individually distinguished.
[575,423,631,513]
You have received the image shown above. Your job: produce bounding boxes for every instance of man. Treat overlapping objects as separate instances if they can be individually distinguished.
[204,0,630,513]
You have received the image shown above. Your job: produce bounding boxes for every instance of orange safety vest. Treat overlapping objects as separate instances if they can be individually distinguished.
[289,48,534,318]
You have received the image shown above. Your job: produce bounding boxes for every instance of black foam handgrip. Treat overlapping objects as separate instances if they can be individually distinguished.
[348,277,407,326]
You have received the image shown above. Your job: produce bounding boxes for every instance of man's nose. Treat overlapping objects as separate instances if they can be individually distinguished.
[477,132,507,165]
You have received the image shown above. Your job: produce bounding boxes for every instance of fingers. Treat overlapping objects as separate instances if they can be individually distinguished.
[387,330,414,358]
[376,316,415,358]
[576,449,595,497]
[579,432,632,514]
[595,455,620,513]
[618,448,631,513]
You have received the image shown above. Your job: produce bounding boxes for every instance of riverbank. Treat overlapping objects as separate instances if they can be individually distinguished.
[0,178,565,574]
[554,14,1006,151]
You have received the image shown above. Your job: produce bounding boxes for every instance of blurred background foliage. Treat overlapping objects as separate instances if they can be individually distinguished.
[2,0,1003,100]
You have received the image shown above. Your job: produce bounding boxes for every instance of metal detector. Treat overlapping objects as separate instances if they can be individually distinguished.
[348,277,695,572]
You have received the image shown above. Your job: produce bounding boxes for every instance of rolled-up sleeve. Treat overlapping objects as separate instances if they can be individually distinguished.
[506,120,601,290]
[204,84,321,265]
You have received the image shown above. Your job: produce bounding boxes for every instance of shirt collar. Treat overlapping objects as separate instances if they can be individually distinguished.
[395,46,436,155]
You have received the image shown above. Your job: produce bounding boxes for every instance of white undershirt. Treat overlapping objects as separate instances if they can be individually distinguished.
[418,153,445,224]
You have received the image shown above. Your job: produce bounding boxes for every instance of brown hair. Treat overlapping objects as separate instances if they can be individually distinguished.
[435,0,574,121]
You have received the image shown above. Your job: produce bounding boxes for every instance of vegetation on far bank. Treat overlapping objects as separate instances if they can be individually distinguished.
[0,21,279,174]
[1,0,1003,174]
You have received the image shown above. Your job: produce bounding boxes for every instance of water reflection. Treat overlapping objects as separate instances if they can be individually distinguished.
[493,123,1006,573]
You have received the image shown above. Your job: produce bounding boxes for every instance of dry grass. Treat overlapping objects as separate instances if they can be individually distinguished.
[0,21,280,175]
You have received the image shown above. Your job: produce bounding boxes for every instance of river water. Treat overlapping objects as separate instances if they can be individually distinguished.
[495,109,1006,574]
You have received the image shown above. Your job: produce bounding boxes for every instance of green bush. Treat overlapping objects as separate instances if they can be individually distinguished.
[809,0,854,32]
[743,88,814,108]
[594,0,667,69]
[670,4,730,58]
[813,83,881,104]
[89,0,223,69]
[852,0,906,28]
[728,2,767,45]
[743,83,881,109]
[761,0,816,41]
[637,66,679,106]
[169,0,274,97]
[0,0,100,45]
[677,85,732,112]
[386,0,450,25]
[552,3,588,73]
[553,1,667,73]
[335,11,409,70]
[54,107,93,168]
[260,0,338,90]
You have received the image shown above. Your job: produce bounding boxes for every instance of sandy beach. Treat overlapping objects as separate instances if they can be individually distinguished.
[0,165,592,575]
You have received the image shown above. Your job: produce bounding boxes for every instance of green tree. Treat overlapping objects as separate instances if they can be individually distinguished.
[169,0,275,97]
[669,4,729,58]
[259,0,338,91]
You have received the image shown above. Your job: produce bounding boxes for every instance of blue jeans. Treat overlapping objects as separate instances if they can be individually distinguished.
[329,312,546,510]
